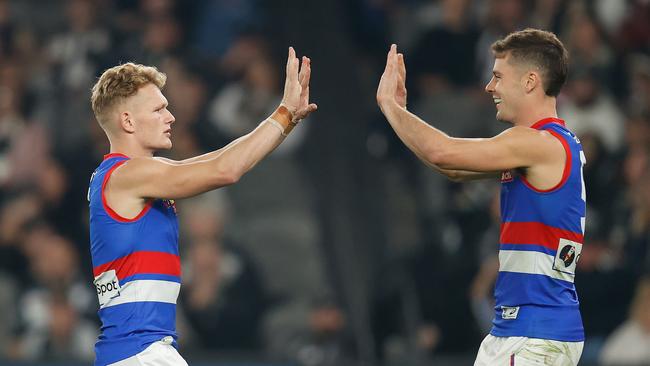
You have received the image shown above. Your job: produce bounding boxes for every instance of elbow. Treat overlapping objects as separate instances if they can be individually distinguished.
[424,140,457,170]
[224,170,242,186]
[215,168,242,187]
[445,170,463,183]
[424,145,446,167]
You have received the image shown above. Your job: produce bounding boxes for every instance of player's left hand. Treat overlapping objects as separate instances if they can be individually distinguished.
[281,47,318,122]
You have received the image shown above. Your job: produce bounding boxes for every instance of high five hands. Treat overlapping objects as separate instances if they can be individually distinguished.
[277,44,407,134]
[377,44,408,110]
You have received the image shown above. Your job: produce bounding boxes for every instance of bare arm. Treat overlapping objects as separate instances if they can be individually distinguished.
[115,121,285,199]
[154,135,245,165]
[410,148,500,181]
[379,46,501,182]
[376,45,562,178]
[435,168,501,182]
[111,47,318,200]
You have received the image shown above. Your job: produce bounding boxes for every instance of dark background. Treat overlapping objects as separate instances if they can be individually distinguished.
[0,0,649,365]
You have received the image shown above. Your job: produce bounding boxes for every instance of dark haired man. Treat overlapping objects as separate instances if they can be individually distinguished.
[377,29,585,365]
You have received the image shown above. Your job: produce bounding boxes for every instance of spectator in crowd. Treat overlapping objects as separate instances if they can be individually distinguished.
[46,0,111,151]
[600,275,650,365]
[410,0,480,93]
[10,226,97,361]
[178,193,266,352]
[559,66,625,153]
[564,12,616,89]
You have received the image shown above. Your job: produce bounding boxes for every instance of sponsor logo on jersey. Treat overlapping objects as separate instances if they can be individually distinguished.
[553,239,582,275]
[94,269,121,306]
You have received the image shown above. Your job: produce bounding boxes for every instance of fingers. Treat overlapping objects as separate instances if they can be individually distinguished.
[294,103,318,121]
[301,85,310,106]
[397,53,406,84]
[286,47,299,82]
[299,57,311,90]
[383,44,396,73]
[377,44,401,105]
[298,56,305,85]
[383,44,401,80]
[286,47,293,76]
[299,58,311,104]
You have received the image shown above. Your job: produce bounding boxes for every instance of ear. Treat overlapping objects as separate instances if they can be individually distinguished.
[120,111,136,133]
[524,71,540,94]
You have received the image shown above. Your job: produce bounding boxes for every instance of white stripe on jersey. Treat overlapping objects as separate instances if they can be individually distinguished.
[499,250,575,283]
[101,280,180,309]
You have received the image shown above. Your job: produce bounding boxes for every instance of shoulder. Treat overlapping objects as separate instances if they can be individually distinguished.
[497,126,564,148]
[107,156,171,189]
[494,126,565,165]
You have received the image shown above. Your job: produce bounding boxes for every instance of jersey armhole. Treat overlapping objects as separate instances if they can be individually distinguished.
[520,129,572,193]
[101,160,153,223]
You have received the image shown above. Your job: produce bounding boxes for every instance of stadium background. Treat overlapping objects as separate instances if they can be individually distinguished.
[0,0,649,365]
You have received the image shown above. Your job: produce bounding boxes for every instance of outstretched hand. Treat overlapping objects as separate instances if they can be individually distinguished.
[377,44,408,109]
[281,47,318,122]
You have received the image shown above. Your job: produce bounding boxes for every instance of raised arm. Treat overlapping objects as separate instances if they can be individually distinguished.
[376,45,499,182]
[376,45,562,181]
[112,47,317,200]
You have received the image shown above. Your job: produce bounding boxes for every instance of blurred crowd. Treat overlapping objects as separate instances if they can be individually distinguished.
[0,0,648,365]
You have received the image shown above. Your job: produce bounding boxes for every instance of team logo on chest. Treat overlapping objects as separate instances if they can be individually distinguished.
[162,199,177,214]
[501,170,514,183]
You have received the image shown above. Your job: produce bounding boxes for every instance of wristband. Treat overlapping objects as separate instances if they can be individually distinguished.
[265,118,284,134]
[270,105,298,136]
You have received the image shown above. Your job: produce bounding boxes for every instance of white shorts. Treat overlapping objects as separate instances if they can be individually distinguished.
[108,337,188,366]
[474,334,583,366]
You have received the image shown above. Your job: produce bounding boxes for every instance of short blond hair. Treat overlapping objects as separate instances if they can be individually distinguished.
[91,62,167,125]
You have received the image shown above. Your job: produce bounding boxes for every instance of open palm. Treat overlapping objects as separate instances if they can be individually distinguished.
[281,47,318,122]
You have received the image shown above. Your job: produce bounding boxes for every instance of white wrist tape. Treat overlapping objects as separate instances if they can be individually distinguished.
[265,118,284,134]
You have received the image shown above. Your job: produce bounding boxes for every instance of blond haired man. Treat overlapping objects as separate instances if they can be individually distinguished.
[87,48,316,366]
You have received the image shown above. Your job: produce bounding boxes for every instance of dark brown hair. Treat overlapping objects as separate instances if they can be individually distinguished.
[492,28,569,97]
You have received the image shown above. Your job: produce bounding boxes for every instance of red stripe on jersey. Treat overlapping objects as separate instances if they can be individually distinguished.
[93,251,181,279]
[500,221,583,251]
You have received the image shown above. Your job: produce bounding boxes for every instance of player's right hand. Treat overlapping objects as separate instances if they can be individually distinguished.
[280,47,318,122]
[377,44,408,110]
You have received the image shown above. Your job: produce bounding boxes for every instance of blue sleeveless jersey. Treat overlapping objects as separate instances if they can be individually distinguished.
[88,153,180,365]
[491,118,586,342]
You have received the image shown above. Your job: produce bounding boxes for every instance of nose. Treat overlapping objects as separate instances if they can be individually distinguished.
[485,77,495,94]
[167,110,176,124]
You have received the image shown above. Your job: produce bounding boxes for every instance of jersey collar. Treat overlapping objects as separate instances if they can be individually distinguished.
[103,153,130,160]
[530,117,565,130]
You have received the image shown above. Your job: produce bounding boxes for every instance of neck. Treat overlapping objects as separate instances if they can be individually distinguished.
[514,96,558,127]
[108,136,154,158]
